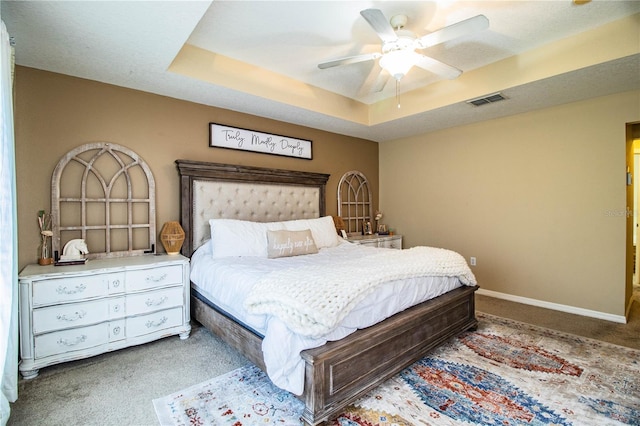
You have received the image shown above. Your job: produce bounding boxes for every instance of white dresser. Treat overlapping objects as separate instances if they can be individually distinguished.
[347,234,403,249]
[18,254,191,379]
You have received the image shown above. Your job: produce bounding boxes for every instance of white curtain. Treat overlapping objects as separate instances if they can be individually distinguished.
[0,20,18,426]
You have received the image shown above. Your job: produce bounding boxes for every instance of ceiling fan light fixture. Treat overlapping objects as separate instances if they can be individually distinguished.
[379,50,415,81]
[317,9,489,103]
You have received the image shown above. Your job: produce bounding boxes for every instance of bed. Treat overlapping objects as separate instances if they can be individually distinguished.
[177,159,478,425]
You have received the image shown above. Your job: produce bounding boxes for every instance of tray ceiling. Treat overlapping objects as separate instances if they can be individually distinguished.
[2,1,639,142]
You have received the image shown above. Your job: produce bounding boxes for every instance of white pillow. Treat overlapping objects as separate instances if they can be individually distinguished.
[281,216,339,249]
[209,216,339,259]
[209,219,269,258]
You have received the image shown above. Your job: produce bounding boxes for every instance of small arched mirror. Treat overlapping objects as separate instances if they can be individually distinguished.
[337,170,372,236]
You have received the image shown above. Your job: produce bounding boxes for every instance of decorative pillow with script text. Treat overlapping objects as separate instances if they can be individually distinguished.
[267,229,318,258]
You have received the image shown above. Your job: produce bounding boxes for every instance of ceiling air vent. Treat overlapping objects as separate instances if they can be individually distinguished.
[466,92,506,107]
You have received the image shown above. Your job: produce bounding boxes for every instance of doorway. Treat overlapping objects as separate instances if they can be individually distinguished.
[628,123,640,315]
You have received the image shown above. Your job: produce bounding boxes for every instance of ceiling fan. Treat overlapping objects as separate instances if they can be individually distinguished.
[318,9,489,94]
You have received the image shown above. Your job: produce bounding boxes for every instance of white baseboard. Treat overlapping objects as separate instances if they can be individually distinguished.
[476,288,627,324]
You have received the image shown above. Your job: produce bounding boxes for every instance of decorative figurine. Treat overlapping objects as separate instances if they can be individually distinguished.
[59,239,89,262]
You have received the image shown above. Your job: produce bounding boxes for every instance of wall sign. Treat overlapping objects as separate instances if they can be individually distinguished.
[209,123,312,160]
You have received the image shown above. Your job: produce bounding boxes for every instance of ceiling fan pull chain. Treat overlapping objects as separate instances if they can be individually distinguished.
[396,79,401,109]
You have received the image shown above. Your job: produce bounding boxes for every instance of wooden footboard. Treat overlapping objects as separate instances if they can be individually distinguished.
[192,285,478,425]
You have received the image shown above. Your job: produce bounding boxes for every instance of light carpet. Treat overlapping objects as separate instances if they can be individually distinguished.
[153,312,640,425]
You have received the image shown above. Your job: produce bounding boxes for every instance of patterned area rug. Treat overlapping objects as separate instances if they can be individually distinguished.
[153,313,640,425]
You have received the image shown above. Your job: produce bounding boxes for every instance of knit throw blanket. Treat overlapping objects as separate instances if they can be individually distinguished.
[243,246,477,338]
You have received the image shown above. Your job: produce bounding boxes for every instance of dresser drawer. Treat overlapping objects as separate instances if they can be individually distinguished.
[348,235,403,250]
[126,286,183,316]
[35,323,108,359]
[126,265,183,292]
[126,307,183,337]
[32,297,126,335]
[32,272,125,306]
[356,239,379,247]
[380,238,402,249]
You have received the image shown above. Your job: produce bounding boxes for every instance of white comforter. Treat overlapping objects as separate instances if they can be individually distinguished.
[190,239,475,395]
[244,246,476,338]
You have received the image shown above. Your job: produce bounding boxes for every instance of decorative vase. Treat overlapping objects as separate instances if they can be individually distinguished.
[37,238,53,265]
[160,221,185,255]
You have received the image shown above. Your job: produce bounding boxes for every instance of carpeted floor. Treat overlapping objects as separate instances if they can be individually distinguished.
[8,293,640,426]
[8,322,250,426]
[475,292,640,350]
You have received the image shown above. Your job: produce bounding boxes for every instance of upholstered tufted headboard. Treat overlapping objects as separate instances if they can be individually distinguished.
[176,160,330,257]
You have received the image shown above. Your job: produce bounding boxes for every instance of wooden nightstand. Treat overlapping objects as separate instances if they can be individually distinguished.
[347,234,403,249]
[18,254,191,379]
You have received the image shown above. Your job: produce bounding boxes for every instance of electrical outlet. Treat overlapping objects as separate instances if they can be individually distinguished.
[470,257,476,266]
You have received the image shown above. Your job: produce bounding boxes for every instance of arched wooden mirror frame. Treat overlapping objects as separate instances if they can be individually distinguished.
[51,142,156,259]
[337,170,373,235]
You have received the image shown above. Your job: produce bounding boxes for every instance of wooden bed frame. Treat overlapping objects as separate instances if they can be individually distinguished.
[176,159,478,425]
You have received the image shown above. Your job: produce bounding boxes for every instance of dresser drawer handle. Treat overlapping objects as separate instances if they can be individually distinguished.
[145,316,168,329]
[145,273,168,283]
[56,284,86,295]
[112,326,121,336]
[57,335,87,347]
[56,310,87,322]
[145,296,168,307]
[112,279,121,288]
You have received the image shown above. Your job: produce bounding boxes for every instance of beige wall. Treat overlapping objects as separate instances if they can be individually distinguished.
[14,67,379,271]
[15,65,640,318]
[380,90,640,317]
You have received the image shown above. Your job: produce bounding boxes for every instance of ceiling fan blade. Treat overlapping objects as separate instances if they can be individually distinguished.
[360,9,398,43]
[371,72,391,93]
[359,67,391,95]
[414,54,462,79]
[415,15,489,49]
[318,52,381,69]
